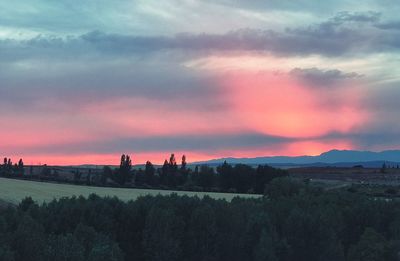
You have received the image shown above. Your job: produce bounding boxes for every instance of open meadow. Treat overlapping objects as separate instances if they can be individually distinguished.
[0,177,260,204]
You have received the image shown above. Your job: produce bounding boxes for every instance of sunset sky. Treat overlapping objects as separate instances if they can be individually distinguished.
[2,0,400,165]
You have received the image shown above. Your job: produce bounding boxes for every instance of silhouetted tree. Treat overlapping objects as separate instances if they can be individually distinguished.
[17,159,24,175]
[179,155,189,186]
[115,154,132,185]
[217,161,233,191]
[181,155,187,170]
[169,154,176,167]
[0,157,8,175]
[161,160,169,185]
[163,153,179,187]
[145,161,155,185]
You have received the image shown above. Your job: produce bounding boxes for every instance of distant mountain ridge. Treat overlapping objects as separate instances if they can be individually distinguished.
[194,149,400,167]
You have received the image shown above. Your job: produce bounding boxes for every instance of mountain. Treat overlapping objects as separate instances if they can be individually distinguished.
[193,149,400,167]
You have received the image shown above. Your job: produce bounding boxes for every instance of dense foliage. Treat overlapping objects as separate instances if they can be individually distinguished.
[0,179,399,260]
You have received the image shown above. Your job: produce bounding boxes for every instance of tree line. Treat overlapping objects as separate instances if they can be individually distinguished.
[0,154,288,194]
[0,179,398,261]
[0,158,24,176]
[102,154,288,194]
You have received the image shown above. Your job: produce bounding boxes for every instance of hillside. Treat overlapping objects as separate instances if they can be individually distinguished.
[195,149,400,167]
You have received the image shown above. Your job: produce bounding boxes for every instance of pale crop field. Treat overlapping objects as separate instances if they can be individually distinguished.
[0,177,261,204]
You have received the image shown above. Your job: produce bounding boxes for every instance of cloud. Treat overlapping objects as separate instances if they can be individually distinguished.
[375,21,400,30]
[331,11,381,24]
[290,67,363,87]
[16,133,294,155]
[320,130,400,150]
[1,11,399,61]
[206,0,376,13]
[315,79,400,150]
[0,1,152,35]
[0,52,224,113]
[75,19,398,56]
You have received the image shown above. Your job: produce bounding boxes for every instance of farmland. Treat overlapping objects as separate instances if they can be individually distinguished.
[0,177,260,204]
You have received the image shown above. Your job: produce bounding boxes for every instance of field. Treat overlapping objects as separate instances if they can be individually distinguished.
[0,177,260,204]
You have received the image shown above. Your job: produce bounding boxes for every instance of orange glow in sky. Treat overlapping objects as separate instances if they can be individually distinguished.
[222,71,367,138]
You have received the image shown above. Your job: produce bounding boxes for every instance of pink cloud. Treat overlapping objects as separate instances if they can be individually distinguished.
[221,70,368,139]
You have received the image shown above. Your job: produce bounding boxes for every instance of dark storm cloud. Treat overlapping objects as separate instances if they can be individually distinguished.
[0,62,224,113]
[321,131,400,149]
[18,133,295,155]
[290,67,363,87]
[376,21,400,30]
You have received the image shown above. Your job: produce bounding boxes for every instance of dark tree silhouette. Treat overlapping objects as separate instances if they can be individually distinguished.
[169,154,178,171]
[18,159,24,175]
[101,166,113,185]
[181,155,187,170]
[145,161,155,185]
[115,154,132,185]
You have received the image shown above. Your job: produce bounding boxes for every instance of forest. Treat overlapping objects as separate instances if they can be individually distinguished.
[0,178,398,261]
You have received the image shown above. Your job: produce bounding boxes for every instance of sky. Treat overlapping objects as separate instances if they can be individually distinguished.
[1,0,400,165]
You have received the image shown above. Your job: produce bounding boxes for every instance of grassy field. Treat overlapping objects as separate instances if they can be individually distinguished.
[0,177,261,204]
